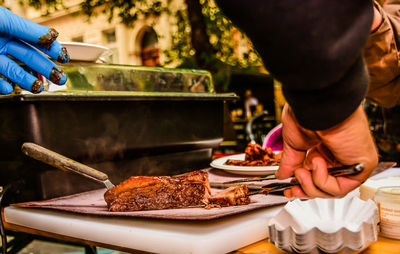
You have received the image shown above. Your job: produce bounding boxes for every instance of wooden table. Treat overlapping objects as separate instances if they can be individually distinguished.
[235,236,400,254]
[3,165,399,253]
[3,215,400,253]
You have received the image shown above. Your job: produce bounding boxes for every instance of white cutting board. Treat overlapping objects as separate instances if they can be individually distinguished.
[4,205,283,254]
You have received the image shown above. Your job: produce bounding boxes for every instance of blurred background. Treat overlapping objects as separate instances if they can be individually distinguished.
[2,0,287,156]
[1,0,398,163]
[0,1,399,253]
[0,0,400,162]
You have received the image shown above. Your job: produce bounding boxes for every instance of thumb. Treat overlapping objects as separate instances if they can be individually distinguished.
[276,142,307,179]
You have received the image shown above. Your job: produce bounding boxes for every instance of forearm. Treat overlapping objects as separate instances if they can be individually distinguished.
[217,0,374,130]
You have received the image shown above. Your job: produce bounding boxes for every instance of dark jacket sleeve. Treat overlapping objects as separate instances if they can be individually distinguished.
[216,0,374,130]
[364,0,400,107]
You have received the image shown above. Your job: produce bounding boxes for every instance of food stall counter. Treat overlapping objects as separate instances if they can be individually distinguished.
[2,166,400,253]
[2,205,283,254]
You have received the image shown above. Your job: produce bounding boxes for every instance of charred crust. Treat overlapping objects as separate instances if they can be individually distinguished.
[31,80,43,94]
[38,28,59,49]
[49,67,65,85]
[57,47,69,63]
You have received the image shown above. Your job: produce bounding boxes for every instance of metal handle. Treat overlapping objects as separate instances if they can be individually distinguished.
[221,163,365,196]
[246,111,269,144]
[21,142,109,184]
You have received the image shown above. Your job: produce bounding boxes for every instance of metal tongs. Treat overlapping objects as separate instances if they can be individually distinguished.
[210,163,365,195]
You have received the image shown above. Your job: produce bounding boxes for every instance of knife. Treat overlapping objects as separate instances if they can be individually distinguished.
[220,163,365,185]
[209,182,264,190]
[21,142,115,189]
[210,163,365,194]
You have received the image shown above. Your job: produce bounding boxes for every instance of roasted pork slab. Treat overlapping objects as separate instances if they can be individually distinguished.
[104,170,251,211]
[104,170,211,211]
[207,185,250,207]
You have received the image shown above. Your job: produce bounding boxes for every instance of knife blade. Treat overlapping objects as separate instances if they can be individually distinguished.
[219,163,364,185]
[209,182,264,190]
[210,163,365,195]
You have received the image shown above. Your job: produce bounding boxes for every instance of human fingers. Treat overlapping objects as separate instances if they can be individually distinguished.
[283,147,335,199]
[32,40,70,63]
[296,147,365,197]
[0,7,58,49]
[305,149,364,196]
[283,185,308,199]
[304,144,340,168]
[293,166,335,198]
[276,104,314,179]
[0,76,14,94]
[0,55,44,93]
[316,105,378,184]
[276,141,307,179]
[6,40,67,85]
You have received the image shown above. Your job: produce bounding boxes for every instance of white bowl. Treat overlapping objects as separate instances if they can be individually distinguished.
[61,42,109,62]
[268,196,379,253]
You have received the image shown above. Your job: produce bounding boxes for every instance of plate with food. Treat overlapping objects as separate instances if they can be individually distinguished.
[210,143,281,175]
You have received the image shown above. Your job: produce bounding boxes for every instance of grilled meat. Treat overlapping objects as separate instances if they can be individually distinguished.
[225,143,281,166]
[207,185,250,208]
[104,171,253,212]
[104,170,211,212]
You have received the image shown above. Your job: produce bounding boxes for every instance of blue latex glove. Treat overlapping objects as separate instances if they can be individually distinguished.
[0,6,70,94]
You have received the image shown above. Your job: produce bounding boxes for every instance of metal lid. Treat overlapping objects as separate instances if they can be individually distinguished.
[0,90,237,102]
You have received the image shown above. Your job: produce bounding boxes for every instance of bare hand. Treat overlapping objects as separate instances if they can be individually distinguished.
[276,104,378,198]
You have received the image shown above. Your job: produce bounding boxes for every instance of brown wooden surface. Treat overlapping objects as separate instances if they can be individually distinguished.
[3,206,400,253]
[3,164,399,253]
[233,236,400,254]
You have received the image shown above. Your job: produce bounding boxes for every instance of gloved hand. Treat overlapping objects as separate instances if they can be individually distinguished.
[0,6,69,94]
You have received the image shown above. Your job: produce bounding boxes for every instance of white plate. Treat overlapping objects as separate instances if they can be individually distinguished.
[61,42,109,62]
[210,153,279,176]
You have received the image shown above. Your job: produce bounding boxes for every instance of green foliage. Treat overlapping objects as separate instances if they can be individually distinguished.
[166,0,262,67]
[80,0,166,25]
[163,9,193,66]
[164,0,262,91]
[12,0,263,92]
[16,0,66,15]
[201,0,261,68]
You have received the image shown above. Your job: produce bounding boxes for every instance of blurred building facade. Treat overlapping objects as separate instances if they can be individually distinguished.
[7,0,183,66]
[6,0,286,152]
[6,0,252,68]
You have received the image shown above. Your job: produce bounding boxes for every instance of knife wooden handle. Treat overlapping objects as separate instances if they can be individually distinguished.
[22,142,109,182]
